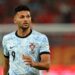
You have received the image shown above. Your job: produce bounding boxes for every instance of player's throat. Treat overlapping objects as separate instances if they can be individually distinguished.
[16,28,32,38]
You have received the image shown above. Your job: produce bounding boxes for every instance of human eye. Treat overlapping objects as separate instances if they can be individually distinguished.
[26,15,31,18]
[19,15,25,19]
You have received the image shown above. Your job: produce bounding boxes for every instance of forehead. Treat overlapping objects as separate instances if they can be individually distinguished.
[15,11,31,16]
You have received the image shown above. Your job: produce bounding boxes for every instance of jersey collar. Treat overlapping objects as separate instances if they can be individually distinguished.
[15,29,32,38]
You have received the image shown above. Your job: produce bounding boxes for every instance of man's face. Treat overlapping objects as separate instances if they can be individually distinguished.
[14,11,31,29]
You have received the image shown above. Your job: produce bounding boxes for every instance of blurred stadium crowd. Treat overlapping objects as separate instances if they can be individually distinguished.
[0,0,75,24]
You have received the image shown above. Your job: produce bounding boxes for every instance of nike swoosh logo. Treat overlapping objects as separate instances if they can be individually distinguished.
[10,46,15,49]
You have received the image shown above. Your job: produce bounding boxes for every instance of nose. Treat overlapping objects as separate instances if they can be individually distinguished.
[23,19,28,24]
[24,17,28,20]
[23,17,28,23]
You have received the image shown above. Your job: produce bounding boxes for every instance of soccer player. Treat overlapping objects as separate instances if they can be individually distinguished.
[2,5,50,75]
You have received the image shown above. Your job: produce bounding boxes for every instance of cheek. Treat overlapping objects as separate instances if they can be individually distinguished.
[16,19,22,24]
[14,20,22,26]
[29,18,31,22]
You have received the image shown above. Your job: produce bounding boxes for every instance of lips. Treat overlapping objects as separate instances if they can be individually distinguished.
[23,22,28,25]
[22,23,29,27]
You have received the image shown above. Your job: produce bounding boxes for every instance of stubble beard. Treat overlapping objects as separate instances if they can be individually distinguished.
[21,25,30,32]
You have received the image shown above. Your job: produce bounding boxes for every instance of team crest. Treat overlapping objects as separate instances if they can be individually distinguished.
[29,43,35,51]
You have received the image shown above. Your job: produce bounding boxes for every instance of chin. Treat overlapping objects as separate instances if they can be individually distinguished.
[21,26,29,30]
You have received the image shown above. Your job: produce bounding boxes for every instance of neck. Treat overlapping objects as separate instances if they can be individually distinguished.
[17,28,31,37]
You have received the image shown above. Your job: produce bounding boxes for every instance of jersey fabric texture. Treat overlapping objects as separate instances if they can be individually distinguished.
[2,30,50,75]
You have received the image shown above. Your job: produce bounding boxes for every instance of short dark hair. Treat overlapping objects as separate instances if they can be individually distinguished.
[14,5,30,15]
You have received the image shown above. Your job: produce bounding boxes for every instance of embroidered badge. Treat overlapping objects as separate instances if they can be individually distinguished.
[29,43,35,51]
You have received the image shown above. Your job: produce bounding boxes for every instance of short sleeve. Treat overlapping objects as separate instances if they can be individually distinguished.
[2,36,9,57]
[39,35,50,55]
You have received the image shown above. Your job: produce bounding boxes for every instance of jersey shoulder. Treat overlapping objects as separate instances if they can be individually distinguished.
[32,30,48,38]
[3,32,15,41]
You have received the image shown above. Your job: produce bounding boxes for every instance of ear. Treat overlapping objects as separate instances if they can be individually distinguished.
[14,16,17,24]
